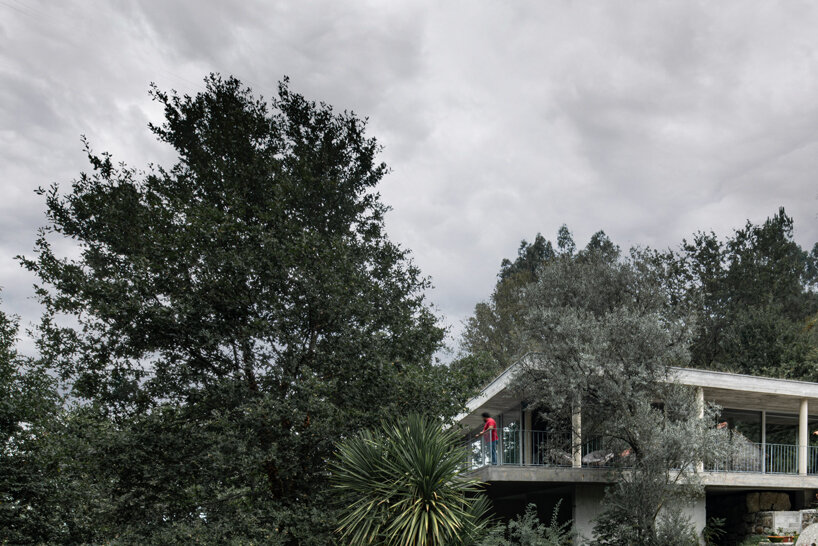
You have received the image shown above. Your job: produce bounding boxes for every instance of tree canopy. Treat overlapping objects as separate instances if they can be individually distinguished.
[461,210,818,382]
[0,295,67,544]
[16,75,481,544]
[461,226,618,376]
[512,242,729,544]
[674,207,818,378]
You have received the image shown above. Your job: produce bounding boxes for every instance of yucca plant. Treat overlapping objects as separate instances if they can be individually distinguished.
[331,414,491,545]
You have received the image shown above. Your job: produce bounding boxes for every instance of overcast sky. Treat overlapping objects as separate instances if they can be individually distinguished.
[2,1,817,356]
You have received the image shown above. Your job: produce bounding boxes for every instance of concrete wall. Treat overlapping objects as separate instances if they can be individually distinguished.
[676,497,706,544]
[573,485,605,545]
[571,485,706,545]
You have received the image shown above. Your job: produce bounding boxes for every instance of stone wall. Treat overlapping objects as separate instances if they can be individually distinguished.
[743,492,794,536]
[716,491,818,543]
[802,510,818,530]
[746,511,774,535]
[747,492,792,513]
[745,509,818,535]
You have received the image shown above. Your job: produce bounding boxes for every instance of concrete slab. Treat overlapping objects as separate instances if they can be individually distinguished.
[470,465,818,491]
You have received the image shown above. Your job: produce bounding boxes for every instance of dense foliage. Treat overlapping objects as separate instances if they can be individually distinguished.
[478,501,573,546]
[509,240,730,543]
[332,414,490,545]
[0,297,66,544]
[588,391,724,545]
[462,211,818,381]
[462,227,579,376]
[14,75,482,544]
[673,208,818,378]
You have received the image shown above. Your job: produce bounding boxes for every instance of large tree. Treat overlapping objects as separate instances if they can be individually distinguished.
[19,75,478,544]
[672,208,818,379]
[461,226,616,375]
[463,210,818,382]
[513,245,729,544]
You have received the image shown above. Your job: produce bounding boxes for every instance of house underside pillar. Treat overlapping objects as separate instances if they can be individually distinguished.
[573,484,605,544]
[524,406,532,465]
[799,398,808,476]
[761,410,766,473]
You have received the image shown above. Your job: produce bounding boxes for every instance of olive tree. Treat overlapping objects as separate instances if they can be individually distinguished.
[513,244,730,545]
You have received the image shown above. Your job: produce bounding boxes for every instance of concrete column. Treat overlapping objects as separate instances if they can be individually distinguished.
[524,406,532,466]
[574,485,605,543]
[696,387,704,472]
[572,400,582,468]
[761,410,766,473]
[799,398,808,476]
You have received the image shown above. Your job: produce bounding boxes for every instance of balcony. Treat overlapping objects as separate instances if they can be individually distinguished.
[466,429,628,471]
[707,441,818,474]
[466,429,818,477]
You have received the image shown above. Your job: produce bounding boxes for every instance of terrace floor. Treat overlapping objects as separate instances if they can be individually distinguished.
[469,464,818,490]
[467,429,818,490]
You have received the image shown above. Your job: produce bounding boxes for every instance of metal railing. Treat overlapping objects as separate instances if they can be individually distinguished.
[467,432,818,476]
[705,442,810,474]
[466,430,628,470]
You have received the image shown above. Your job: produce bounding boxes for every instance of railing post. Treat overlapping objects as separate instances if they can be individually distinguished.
[799,398,808,476]
[519,402,524,466]
[524,406,532,466]
[519,414,523,466]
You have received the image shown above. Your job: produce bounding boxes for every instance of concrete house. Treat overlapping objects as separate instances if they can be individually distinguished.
[458,364,818,543]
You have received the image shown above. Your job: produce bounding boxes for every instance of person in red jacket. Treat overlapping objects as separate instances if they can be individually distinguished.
[476,412,498,465]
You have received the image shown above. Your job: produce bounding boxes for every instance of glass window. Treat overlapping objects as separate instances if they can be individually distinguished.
[719,409,762,444]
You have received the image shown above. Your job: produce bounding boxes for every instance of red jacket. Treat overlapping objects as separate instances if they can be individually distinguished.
[482,418,498,441]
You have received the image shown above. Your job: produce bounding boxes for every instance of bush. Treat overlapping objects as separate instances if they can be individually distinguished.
[737,534,768,546]
[478,501,573,546]
[332,414,490,545]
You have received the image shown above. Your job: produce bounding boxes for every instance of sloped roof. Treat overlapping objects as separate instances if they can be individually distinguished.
[457,360,818,429]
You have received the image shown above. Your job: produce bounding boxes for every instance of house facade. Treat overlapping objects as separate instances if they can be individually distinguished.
[458,365,818,543]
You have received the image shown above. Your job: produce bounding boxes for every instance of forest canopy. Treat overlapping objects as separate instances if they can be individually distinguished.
[460,208,818,382]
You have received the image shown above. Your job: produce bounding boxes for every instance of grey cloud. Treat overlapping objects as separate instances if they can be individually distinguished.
[2,0,817,356]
